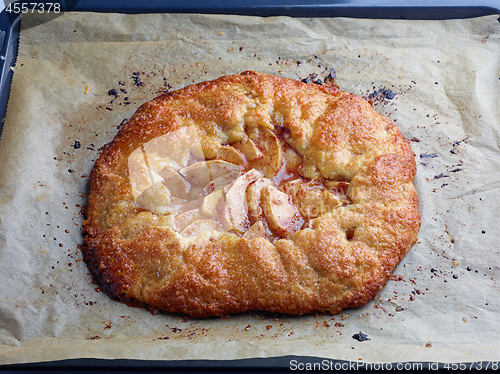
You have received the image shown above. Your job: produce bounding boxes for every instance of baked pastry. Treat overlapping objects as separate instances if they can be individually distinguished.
[83,71,420,317]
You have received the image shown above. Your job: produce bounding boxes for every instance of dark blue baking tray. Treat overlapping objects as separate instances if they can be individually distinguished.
[0,1,499,372]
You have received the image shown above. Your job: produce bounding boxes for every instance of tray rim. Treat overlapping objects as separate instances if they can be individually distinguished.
[0,1,499,369]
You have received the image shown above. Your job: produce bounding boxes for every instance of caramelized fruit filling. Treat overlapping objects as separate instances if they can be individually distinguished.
[128,125,350,240]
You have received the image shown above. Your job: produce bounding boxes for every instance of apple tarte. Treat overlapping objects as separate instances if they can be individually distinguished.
[83,71,420,317]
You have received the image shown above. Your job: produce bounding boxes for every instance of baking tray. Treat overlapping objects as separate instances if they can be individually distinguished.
[0,1,499,373]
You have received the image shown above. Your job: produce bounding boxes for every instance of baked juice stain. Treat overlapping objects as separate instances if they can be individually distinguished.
[108,89,119,103]
[367,87,395,102]
[131,71,144,87]
[352,331,370,342]
[300,68,337,86]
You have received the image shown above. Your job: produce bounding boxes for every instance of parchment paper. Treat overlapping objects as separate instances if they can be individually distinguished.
[0,12,499,366]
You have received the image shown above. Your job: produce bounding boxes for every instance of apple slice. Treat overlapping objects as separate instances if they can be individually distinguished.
[174,208,200,232]
[203,172,242,195]
[180,160,241,187]
[128,148,157,200]
[233,137,263,161]
[280,178,302,196]
[261,185,303,237]
[135,182,171,213]
[247,127,283,179]
[180,219,219,238]
[201,188,232,230]
[215,145,246,166]
[158,166,190,198]
[224,169,263,233]
[282,179,345,219]
[301,189,343,219]
[242,221,267,240]
[246,177,272,225]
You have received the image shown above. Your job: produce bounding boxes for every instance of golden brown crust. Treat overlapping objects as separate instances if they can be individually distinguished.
[82,71,420,317]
